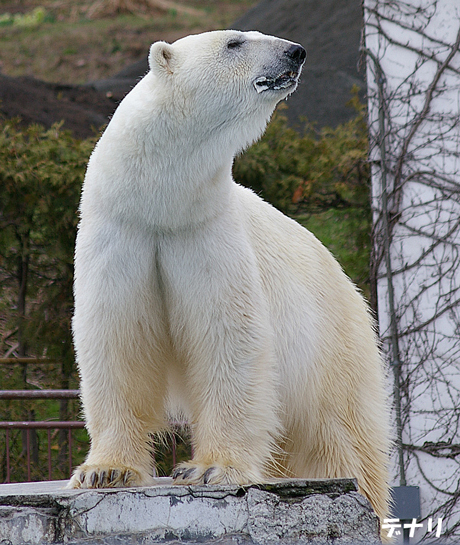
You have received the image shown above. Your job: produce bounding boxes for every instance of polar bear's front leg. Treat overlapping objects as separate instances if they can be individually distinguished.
[160,215,281,486]
[67,375,160,490]
[68,226,171,489]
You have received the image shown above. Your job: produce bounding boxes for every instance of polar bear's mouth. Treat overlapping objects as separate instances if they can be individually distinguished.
[253,71,299,93]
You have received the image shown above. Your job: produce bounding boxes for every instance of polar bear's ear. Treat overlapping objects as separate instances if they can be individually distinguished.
[149,41,175,76]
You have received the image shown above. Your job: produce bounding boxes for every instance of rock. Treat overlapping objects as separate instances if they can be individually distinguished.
[0,478,380,544]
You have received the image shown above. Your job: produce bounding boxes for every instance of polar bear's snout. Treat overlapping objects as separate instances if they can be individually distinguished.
[285,44,306,65]
[254,42,306,94]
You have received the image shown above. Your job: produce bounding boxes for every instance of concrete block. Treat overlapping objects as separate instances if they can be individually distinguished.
[0,478,380,544]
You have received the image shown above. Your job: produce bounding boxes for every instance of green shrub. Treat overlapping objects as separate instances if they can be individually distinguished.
[234,92,369,213]
[0,7,51,29]
[0,119,95,363]
[0,119,95,481]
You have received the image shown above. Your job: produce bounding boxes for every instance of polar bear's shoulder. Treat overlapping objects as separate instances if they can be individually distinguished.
[233,183,327,255]
[232,182,355,293]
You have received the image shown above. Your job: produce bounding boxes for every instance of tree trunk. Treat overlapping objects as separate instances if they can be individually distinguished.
[17,231,30,358]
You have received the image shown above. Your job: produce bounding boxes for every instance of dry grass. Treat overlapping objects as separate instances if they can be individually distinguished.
[86,0,204,19]
[0,0,257,84]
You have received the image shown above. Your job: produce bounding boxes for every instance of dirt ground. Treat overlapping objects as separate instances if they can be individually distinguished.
[0,0,365,136]
[0,73,116,138]
[0,0,257,137]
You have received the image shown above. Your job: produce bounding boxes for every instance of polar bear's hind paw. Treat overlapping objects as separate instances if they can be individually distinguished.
[67,465,152,489]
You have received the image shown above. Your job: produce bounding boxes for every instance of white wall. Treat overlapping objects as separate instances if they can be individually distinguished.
[363,0,460,541]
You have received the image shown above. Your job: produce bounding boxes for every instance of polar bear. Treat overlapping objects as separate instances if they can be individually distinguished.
[69,30,389,522]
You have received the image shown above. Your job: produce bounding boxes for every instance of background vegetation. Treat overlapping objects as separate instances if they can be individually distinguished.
[0,0,371,482]
[234,93,371,290]
[0,0,256,83]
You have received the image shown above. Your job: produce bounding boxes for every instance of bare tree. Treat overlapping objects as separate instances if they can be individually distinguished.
[363,0,460,540]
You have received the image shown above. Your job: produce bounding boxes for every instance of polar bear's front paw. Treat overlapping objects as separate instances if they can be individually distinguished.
[67,465,153,489]
[172,461,261,486]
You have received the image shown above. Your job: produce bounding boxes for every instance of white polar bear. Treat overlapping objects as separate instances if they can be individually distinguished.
[69,30,389,522]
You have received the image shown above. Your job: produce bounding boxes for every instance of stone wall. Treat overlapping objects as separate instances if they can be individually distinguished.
[0,478,380,544]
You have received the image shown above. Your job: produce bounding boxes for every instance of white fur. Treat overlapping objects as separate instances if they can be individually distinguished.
[69,30,389,522]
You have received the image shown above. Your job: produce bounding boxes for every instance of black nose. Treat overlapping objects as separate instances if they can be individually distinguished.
[285,44,306,64]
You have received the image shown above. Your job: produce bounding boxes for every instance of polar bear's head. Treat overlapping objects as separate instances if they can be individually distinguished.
[147,30,306,151]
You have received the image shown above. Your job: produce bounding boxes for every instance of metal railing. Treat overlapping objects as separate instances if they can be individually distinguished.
[0,388,85,483]
[0,386,187,483]
[0,357,189,483]
[0,421,85,483]
[0,389,80,399]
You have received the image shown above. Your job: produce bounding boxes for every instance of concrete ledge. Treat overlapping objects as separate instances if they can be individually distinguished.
[0,478,380,544]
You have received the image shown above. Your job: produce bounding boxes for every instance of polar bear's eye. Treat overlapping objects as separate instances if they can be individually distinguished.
[227,39,245,50]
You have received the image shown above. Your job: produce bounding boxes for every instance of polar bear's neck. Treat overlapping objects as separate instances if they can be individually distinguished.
[82,76,253,232]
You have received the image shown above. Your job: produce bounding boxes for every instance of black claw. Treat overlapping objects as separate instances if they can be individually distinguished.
[123,470,132,486]
[79,472,85,484]
[89,472,97,487]
[109,469,119,483]
[172,467,185,479]
[99,470,107,486]
[203,467,215,485]
[183,468,195,480]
